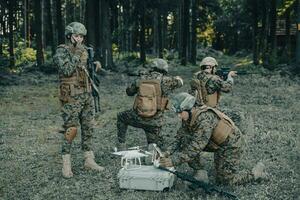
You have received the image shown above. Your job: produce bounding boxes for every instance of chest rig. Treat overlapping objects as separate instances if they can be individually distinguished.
[192,72,220,107]
[58,44,91,101]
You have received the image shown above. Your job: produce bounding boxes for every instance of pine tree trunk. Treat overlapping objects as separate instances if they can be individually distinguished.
[0,2,4,56]
[50,0,58,54]
[190,0,197,65]
[99,0,113,69]
[252,0,259,65]
[86,0,96,46]
[139,0,146,63]
[268,0,277,66]
[56,0,64,44]
[34,0,45,66]
[8,0,15,67]
[284,7,291,63]
[153,8,158,55]
[296,0,300,64]
[180,0,189,66]
[162,12,167,51]
[261,0,269,66]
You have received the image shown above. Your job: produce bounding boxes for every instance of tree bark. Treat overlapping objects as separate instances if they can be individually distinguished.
[190,0,197,65]
[268,0,277,66]
[260,0,269,66]
[296,0,300,64]
[139,0,146,63]
[252,0,259,65]
[97,0,113,69]
[56,0,64,44]
[34,0,45,66]
[86,0,96,46]
[8,0,15,67]
[50,0,57,54]
[284,7,291,63]
[180,0,189,65]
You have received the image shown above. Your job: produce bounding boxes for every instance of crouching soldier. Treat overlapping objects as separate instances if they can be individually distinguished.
[116,58,183,151]
[158,92,266,185]
[53,22,104,178]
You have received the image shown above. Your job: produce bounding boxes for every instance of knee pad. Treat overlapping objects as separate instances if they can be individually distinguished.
[64,127,77,143]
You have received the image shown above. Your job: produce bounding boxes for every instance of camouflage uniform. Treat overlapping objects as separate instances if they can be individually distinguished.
[189,70,233,107]
[169,106,254,185]
[117,71,183,148]
[53,43,95,155]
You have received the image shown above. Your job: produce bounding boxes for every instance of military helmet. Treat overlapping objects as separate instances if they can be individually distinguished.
[65,22,87,36]
[200,57,218,67]
[172,93,196,113]
[150,58,169,74]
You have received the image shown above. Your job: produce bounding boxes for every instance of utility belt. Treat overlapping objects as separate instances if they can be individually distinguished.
[59,76,92,102]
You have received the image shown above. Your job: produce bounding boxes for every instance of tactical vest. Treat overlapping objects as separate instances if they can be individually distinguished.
[189,106,235,152]
[58,44,91,102]
[133,79,169,118]
[192,72,220,107]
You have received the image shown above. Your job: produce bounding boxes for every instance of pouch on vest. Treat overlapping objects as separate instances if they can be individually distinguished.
[133,80,161,118]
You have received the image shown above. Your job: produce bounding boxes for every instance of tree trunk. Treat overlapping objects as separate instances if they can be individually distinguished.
[284,7,291,63]
[190,0,197,65]
[86,0,96,46]
[56,0,64,44]
[260,0,268,66]
[98,0,113,69]
[296,0,300,64]
[50,0,58,54]
[153,7,158,55]
[252,0,259,65]
[0,2,4,56]
[34,0,45,66]
[8,0,15,67]
[180,0,189,65]
[162,11,167,52]
[139,0,146,63]
[268,0,277,66]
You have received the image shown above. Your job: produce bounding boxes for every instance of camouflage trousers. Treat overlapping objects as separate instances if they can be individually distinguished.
[189,128,254,185]
[117,109,164,147]
[60,93,95,155]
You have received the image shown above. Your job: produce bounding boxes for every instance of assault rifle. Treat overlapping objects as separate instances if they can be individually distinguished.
[216,67,258,80]
[87,47,101,112]
[158,166,239,199]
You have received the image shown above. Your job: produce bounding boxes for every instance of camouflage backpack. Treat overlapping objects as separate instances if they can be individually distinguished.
[133,79,162,117]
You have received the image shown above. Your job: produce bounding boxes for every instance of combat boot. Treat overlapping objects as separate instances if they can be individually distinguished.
[62,154,73,178]
[252,161,266,180]
[84,151,105,171]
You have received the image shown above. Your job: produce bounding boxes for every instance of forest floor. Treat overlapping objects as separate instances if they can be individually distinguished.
[0,54,299,200]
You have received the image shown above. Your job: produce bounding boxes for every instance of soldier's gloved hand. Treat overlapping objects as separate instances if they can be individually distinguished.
[228,71,237,77]
[94,61,102,72]
[159,157,173,168]
[175,76,184,86]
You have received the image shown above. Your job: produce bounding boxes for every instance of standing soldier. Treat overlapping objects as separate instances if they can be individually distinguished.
[53,22,104,178]
[116,58,183,151]
[158,93,266,185]
[189,56,237,107]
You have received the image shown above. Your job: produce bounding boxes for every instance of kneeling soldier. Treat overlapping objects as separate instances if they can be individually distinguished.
[116,58,183,151]
[159,92,266,185]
